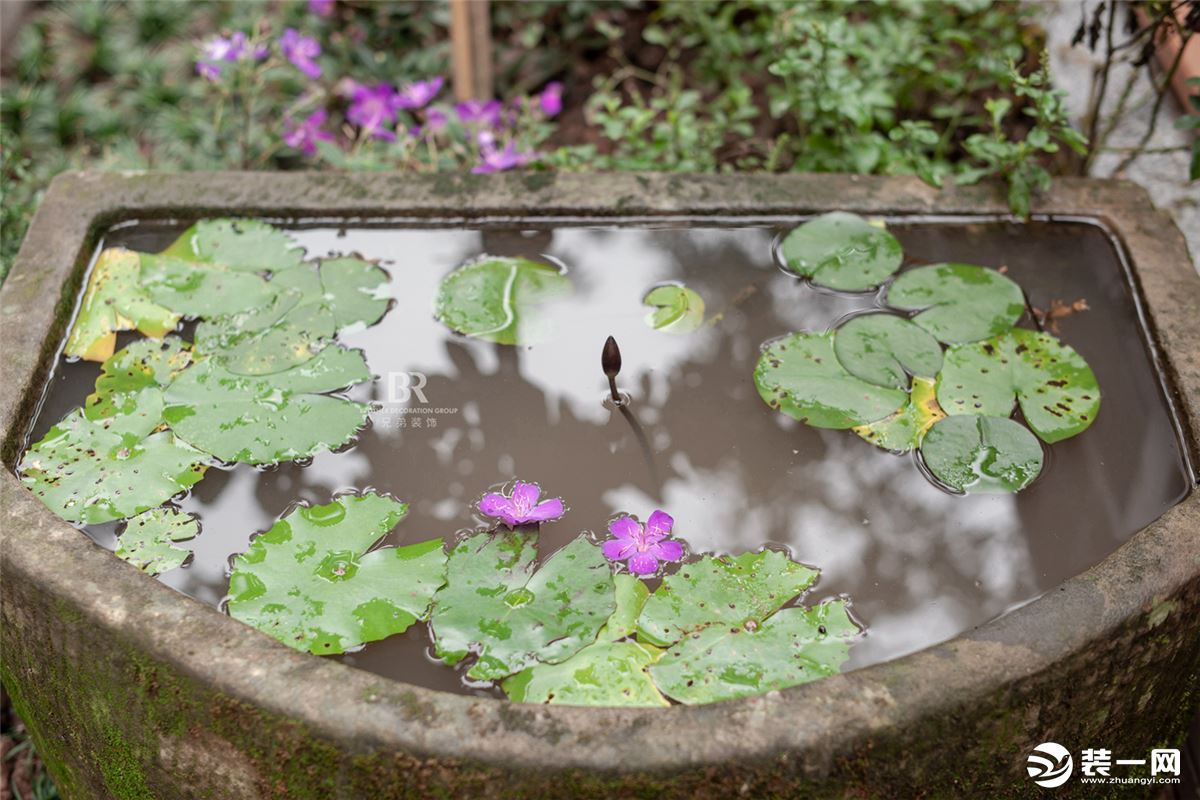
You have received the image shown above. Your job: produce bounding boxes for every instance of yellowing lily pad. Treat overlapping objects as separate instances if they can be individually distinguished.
[85,336,192,438]
[434,256,572,345]
[115,507,199,575]
[64,248,180,362]
[779,212,902,291]
[853,376,946,452]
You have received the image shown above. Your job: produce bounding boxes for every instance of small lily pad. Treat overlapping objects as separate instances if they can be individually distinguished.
[163,345,372,465]
[434,256,572,345]
[159,218,305,272]
[885,263,1026,344]
[833,313,943,390]
[643,284,705,334]
[919,415,1044,493]
[502,639,668,707]
[754,332,907,429]
[115,507,199,575]
[85,337,192,437]
[853,376,945,452]
[779,212,902,291]
[64,248,180,362]
[227,493,446,655]
[429,532,614,681]
[139,253,277,318]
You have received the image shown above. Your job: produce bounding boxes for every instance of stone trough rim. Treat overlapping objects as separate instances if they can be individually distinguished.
[1,171,1197,774]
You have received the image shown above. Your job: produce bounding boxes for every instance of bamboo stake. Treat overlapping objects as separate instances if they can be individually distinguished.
[449,0,493,101]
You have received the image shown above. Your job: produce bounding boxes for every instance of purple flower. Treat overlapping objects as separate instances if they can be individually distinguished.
[309,0,335,16]
[602,511,683,575]
[195,61,222,81]
[283,109,335,155]
[478,481,565,527]
[280,28,322,79]
[396,76,444,110]
[347,82,402,140]
[539,82,564,117]
[472,140,533,173]
[196,32,251,80]
[455,99,502,127]
[424,107,448,132]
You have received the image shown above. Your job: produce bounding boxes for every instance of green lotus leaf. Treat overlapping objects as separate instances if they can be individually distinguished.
[919,415,1044,493]
[85,336,192,437]
[19,410,208,524]
[754,332,907,429]
[502,639,668,707]
[885,263,1025,344]
[194,295,336,376]
[643,284,705,334]
[434,256,573,345]
[648,601,858,704]
[159,218,305,272]
[115,507,199,575]
[937,329,1100,443]
[833,313,944,389]
[429,532,614,681]
[227,493,446,655]
[64,248,180,362]
[852,376,945,452]
[638,550,818,647]
[139,253,277,318]
[319,257,391,331]
[779,212,902,291]
[162,345,372,465]
[601,573,650,641]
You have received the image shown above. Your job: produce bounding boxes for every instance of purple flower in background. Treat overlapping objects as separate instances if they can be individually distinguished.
[424,107,448,132]
[309,0,335,17]
[195,61,222,81]
[539,82,564,117]
[396,76,444,110]
[280,28,322,79]
[478,481,565,527]
[455,99,502,127]
[472,140,533,173]
[196,31,250,80]
[282,109,335,155]
[602,511,683,575]
[347,82,402,140]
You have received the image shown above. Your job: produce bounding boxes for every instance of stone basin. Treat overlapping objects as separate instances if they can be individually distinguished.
[1,172,1197,798]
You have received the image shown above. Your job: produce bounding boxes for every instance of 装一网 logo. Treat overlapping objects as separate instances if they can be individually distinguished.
[1027,742,1074,788]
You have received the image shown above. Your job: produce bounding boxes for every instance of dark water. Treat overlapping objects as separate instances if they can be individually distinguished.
[25,218,1193,697]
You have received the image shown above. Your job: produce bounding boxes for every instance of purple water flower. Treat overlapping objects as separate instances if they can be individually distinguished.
[539,82,564,117]
[309,0,335,16]
[283,109,335,155]
[602,511,683,575]
[280,28,322,79]
[455,99,502,127]
[478,482,565,527]
[347,82,402,140]
[397,76,444,110]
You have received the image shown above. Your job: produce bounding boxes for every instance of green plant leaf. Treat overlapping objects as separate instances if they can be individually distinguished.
[434,256,572,345]
[936,329,1100,443]
[227,493,446,655]
[919,414,1044,493]
[885,263,1025,344]
[162,345,371,465]
[638,550,818,647]
[779,212,902,291]
[64,248,180,362]
[502,639,668,707]
[318,257,391,331]
[19,410,208,524]
[159,218,305,272]
[643,283,705,334]
[853,376,945,452]
[754,332,907,428]
[85,336,192,437]
[833,313,943,389]
[602,573,650,641]
[139,253,277,318]
[429,532,615,681]
[115,506,198,574]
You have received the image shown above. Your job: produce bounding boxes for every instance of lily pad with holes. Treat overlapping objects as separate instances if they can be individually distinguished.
[643,284,705,334]
[833,313,944,390]
[434,256,572,345]
[19,410,208,524]
[779,212,903,291]
[159,218,305,272]
[162,345,371,465]
[227,493,446,655]
[885,263,1026,344]
[853,376,946,452]
[429,532,614,681]
[754,332,907,429]
[64,248,181,362]
[115,507,199,574]
[139,253,277,318]
[85,337,192,437]
[936,329,1100,443]
[919,415,1044,493]
[502,639,668,707]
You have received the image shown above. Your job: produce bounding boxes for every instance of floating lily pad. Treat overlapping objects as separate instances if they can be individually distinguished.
[64,248,180,362]
[429,532,614,681]
[602,573,650,640]
[159,218,305,272]
[163,345,371,465]
[919,415,1044,493]
[319,257,391,331]
[194,296,336,376]
[85,337,192,437]
[502,639,668,707]
[434,256,572,345]
[139,253,277,318]
[885,263,1025,344]
[19,410,208,524]
[643,284,705,334]
[648,601,858,704]
[937,329,1100,443]
[779,212,902,291]
[754,332,907,429]
[833,313,943,390]
[852,377,945,452]
[115,507,199,575]
[227,493,446,655]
